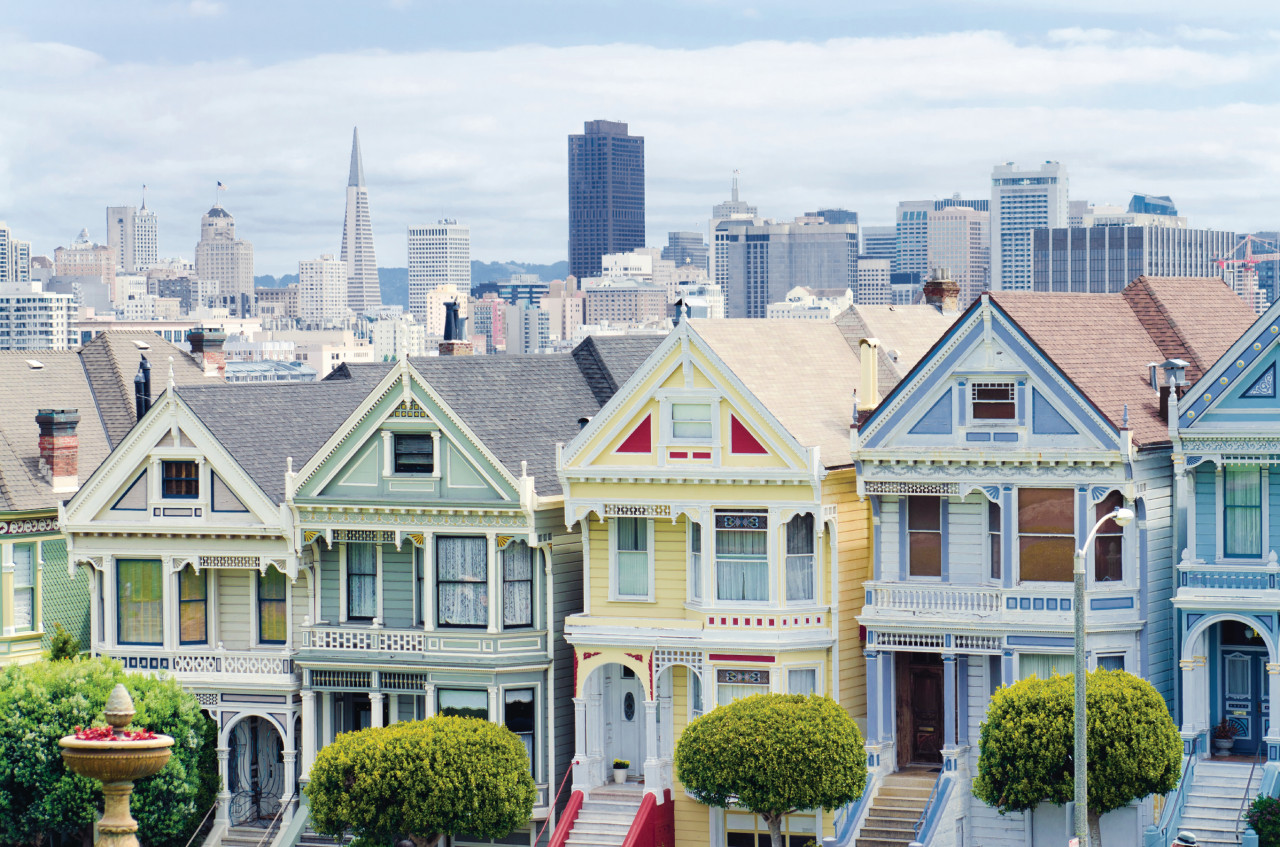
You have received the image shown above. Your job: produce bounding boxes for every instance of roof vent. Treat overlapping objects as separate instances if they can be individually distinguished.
[132,339,151,350]
[26,359,43,369]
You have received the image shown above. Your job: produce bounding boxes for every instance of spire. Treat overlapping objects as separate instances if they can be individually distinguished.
[348,127,365,187]
[732,169,740,203]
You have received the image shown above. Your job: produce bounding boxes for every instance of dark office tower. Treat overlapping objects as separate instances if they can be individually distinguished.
[568,120,645,280]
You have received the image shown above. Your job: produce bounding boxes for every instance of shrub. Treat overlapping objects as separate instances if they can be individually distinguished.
[1247,795,1280,847]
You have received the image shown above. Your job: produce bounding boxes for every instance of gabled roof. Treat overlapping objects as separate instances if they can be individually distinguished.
[1121,276,1255,385]
[571,336,665,406]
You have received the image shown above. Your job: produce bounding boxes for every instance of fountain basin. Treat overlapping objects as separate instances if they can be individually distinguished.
[60,736,174,783]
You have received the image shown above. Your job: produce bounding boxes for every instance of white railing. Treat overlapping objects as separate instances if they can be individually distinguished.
[306,627,427,652]
[868,584,1002,614]
[109,649,294,677]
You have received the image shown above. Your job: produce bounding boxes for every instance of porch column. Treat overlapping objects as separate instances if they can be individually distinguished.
[300,690,316,777]
[321,693,334,746]
[957,656,970,746]
[571,697,591,793]
[281,750,297,826]
[1180,653,1209,737]
[424,683,437,716]
[642,699,661,798]
[942,654,957,750]
[370,692,385,728]
[215,745,231,826]
[1268,662,1280,758]
[388,694,400,724]
[865,650,881,742]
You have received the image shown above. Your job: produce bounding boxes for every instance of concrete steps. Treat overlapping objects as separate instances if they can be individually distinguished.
[1178,760,1262,847]
[222,826,274,847]
[855,770,938,847]
[564,785,644,847]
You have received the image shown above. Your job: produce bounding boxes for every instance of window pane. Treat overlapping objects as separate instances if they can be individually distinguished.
[437,536,488,626]
[909,532,943,577]
[394,433,434,474]
[502,542,533,627]
[988,500,1002,580]
[617,551,649,596]
[1018,536,1074,582]
[972,383,1016,419]
[1225,655,1251,698]
[671,403,712,440]
[179,567,207,644]
[1226,467,1263,557]
[12,543,33,587]
[162,460,199,498]
[259,569,287,643]
[1098,655,1125,672]
[787,514,814,554]
[689,522,702,601]
[504,688,535,772]
[438,688,488,719]
[717,557,768,601]
[118,559,163,645]
[617,518,647,552]
[1018,489,1074,535]
[788,668,817,696]
[347,543,377,619]
[907,497,940,531]
[1019,653,1071,681]
[785,516,814,600]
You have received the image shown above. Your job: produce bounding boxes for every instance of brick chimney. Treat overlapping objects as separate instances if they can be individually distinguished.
[438,300,474,357]
[36,409,80,494]
[188,327,227,377]
[923,267,960,314]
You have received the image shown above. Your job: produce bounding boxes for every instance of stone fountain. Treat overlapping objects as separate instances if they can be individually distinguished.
[60,684,175,847]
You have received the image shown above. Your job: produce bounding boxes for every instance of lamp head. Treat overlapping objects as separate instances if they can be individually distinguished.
[1112,507,1135,527]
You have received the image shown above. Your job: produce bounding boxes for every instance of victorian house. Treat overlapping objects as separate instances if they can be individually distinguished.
[555,303,953,847]
[852,278,1255,847]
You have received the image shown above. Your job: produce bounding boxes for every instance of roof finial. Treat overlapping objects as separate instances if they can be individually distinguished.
[167,355,175,390]
[521,460,528,478]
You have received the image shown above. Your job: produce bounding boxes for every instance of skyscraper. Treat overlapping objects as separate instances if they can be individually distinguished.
[299,254,349,327]
[341,127,380,313]
[194,205,254,316]
[408,220,471,326]
[661,231,708,272]
[714,216,859,318]
[568,120,645,280]
[927,205,990,305]
[709,172,758,286]
[0,222,31,288]
[990,161,1068,291]
[106,200,158,273]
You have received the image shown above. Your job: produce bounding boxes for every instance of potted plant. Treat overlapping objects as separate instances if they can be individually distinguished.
[612,759,629,784]
[1212,718,1238,756]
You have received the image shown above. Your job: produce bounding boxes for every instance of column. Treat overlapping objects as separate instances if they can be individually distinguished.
[957,656,970,747]
[215,745,231,826]
[865,651,881,744]
[321,693,335,746]
[486,533,499,634]
[280,750,297,825]
[571,697,591,793]
[424,683,437,717]
[423,534,435,632]
[388,694,400,725]
[374,545,384,627]
[642,699,661,798]
[0,549,12,636]
[942,654,958,770]
[1267,662,1280,761]
[370,692,385,728]
[300,691,317,777]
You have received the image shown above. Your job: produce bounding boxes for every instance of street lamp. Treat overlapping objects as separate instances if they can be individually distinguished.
[1073,505,1135,847]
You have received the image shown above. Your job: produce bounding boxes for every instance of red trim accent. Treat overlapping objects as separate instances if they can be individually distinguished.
[732,617,739,626]
[617,414,653,453]
[668,451,688,459]
[692,451,711,459]
[620,790,674,847]
[768,618,775,626]
[729,415,768,454]
[708,653,775,663]
[548,790,585,847]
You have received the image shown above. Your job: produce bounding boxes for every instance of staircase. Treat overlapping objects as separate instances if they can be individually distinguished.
[1178,760,1262,847]
[221,826,275,847]
[564,784,644,847]
[854,769,937,847]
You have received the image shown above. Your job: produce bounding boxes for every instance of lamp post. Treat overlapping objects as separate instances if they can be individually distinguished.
[1073,505,1135,847]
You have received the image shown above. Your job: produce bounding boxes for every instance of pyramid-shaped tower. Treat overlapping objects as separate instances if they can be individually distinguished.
[341,127,381,313]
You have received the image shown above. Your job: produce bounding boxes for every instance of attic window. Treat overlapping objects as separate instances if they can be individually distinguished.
[162,461,199,499]
[671,403,712,440]
[394,433,434,474]
[971,382,1015,421]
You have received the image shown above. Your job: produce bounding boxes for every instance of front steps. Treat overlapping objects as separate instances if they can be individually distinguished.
[855,769,937,847]
[221,826,275,847]
[1178,760,1262,847]
[564,784,644,847]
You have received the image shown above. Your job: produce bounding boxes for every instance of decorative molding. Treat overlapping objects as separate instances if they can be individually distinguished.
[862,461,1120,481]
[603,503,671,519]
[299,508,528,529]
[864,481,959,496]
[0,517,59,537]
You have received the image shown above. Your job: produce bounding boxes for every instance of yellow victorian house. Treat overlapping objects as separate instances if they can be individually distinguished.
[555,305,955,847]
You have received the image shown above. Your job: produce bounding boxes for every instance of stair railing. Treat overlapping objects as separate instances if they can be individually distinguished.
[912,771,954,846]
[914,775,943,841]
[533,762,577,847]
[254,801,288,847]
[1155,746,1197,846]
[180,800,219,847]
[1237,743,1266,844]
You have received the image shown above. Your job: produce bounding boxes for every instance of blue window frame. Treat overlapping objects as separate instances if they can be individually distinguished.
[162,460,199,499]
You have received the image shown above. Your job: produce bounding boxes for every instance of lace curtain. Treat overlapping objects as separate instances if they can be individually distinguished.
[438,536,488,626]
[1019,652,1072,681]
[503,542,533,627]
[716,526,768,601]
[12,543,33,630]
[346,543,377,619]
[785,514,815,602]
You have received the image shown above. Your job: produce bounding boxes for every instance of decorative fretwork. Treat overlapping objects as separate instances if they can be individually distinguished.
[954,635,1002,652]
[602,503,672,518]
[304,531,320,544]
[864,481,959,496]
[171,655,220,674]
[198,555,259,569]
[391,399,429,418]
[309,629,380,651]
[716,668,769,685]
[654,648,704,688]
[222,655,289,675]
[334,529,396,544]
[876,632,945,650]
[383,630,427,653]
[311,670,372,689]
[382,672,429,691]
[195,693,219,706]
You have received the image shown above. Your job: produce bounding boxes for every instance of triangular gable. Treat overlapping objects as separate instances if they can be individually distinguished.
[859,297,1118,453]
[562,323,815,475]
[1180,300,1280,430]
[291,359,520,505]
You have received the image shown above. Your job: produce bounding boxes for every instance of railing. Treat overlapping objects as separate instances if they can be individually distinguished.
[1152,747,1197,847]
[253,801,287,847]
[1238,743,1266,844]
[180,798,218,847]
[833,770,877,846]
[868,584,1002,614]
[533,760,578,847]
[302,626,545,655]
[865,581,1138,621]
[110,649,293,677]
[1177,550,1280,591]
[913,772,953,845]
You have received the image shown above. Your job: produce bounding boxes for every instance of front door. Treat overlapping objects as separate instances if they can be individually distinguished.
[610,666,645,778]
[1222,647,1268,755]
[896,653,944,767]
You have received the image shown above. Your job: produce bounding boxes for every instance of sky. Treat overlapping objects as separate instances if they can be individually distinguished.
[3,1,1280,275]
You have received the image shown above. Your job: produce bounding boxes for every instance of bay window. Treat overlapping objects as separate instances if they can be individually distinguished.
[12,543,34,631]
[715,511,768,602]
[1225,466,1263,558]
[258,568,287,644]
[1018,488,1074,582]
[438,688,488,719]
[437,536,487,627]
[785,514,815,602]
[346,543,377,620]
[179,566,207,644]
[502,542,533,628]
[503,688,536,772]
[1094,491,1124,581]
[613,518,651,599]
[907,497,942,577]
[118,559,163,645]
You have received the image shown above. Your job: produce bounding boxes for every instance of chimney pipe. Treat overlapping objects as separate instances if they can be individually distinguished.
[439,300,474,356]
[859,338,880,410]
[134,355,152,419]
[36,409,80,494]
[923,267,960,314]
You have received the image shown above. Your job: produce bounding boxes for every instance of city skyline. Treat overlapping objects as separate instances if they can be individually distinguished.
[3,5,1279,274]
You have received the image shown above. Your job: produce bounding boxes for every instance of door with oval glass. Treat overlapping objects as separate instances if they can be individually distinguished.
[610,665,646,779]
[1222,646,1268,756]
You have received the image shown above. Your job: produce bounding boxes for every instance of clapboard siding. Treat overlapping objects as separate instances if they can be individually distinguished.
[828,470,870,725]
[382,545,415,628]
[319,547,339,623]
[1195,467,1216,561]
[947,494,986,584]
[218,570,251,650]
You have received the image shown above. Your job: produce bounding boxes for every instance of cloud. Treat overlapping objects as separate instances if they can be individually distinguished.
[1174,25,1237,42]
[1047,27,1118,44]
[186,0,225,17]
[2,31,1279,273]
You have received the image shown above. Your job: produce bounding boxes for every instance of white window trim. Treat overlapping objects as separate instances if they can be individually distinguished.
[711,665,772,707]
[610,517,656,602]
[499,539,538,631]
[687,519,704,606]
[781,513,819,607]
[149,453,210,507]
[712,511,773,607]
[967,379,1019,426]
[251,566,291,649]
[781,662,824,697]
[1217,463,1271,563]
[1092,651,1129,672]
[1086,494,1135,590]
[655,389,723,462]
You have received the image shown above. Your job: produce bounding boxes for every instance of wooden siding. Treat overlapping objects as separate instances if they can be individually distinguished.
[218,570,251,650]
[1135,450,1176,710]
[382,544,415,629]
[829,469,870,725]
[588,516,690,617]
[670,665,711,847]
[1194,467,1215,561]
[538,503,582,817]
[319,547,338,623]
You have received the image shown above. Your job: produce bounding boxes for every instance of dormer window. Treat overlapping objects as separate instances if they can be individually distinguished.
[162,460,199,499]
[671,403,712,440]
[971,382,1015,421]
[394,433,434,474]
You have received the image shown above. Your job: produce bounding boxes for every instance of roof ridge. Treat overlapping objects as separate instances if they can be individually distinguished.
[1123,276,1204,374]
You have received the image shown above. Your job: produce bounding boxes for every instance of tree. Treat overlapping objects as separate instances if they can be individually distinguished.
[48,623,81,661]
[674,694,867,847]
[0,657,217,847]
[973,669,1181,846]
[305,716,536,847]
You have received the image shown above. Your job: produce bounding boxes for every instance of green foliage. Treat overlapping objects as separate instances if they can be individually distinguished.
[0,657,216,847]
[305,716,536,847]
[48,623,81,661]
[675,693,866,847]
[612,760,629,769]
[1246,795,1280,847]
[974,669,1181,819]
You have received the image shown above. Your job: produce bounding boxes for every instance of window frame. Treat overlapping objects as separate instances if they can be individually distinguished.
[1224,465,1264,560]
[178,565,207,645]
[1016,488,1076,584]
[392,432,435,475]
[257,567,288,646]
[786,665,821,697]
[969,381,1017,422]
[117,558,164,646]
[987,499,1002,581]
[501,541,534,629]
[161,460,200,500]
[714,510,770,605]
[610,517,655,602]
[906,496,943,579]
[502,685,537,778]
[670,401,713,442]
[437,687,489,719]
[688,520,703,603]
[436,535,488,629]
[784,513,816,603]
[345,542,377,622]
[11,542,35,633]
[715,667,771,707]
[1092,491,1125,584]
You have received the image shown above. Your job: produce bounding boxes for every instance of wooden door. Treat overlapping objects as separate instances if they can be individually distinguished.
[896,653,944,767]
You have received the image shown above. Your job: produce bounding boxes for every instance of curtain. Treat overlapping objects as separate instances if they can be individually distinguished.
[347,543,377,618]
[788,668,817,696]
[716,527,768,601]
[1019,652,1072,681]
[179,567,207,644]
[689,522,702,601]
[259,568,287,643]
[437,537,488,626]
[503,543,533,627]
[118,559,163,645]
[616,518,649,597]
[1226,466,1263,557]
[12,544,33,630]
[786,515,814,602]
[690,673,704,718]
[717,682,767,707]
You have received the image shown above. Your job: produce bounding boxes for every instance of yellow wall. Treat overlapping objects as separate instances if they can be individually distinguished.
[827,468,871,726]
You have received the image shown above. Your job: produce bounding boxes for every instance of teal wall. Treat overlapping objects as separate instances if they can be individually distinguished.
[40,537,91,652]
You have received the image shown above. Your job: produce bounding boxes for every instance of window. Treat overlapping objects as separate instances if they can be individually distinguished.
[502,542,533,628]
[437,536,487,627]
[614,517,651,599]
[393,433,434,474]
[1018,488,1074,582]
[12,543,34,631]
[414,547,424,626]
[688,521,704,602]
[716,512,768,602]
[504,688,536,772]
[690,672,704,719]
[1019,653,1071,681]
[162,460,199,498]
[258,568,287,644]
[179,566,207,644]
[788,668,817,696]
[716,668,769,706]
[786,514,815,602]
[971,382,1015,420]
[346,543,377,620]
[1098,654,1125,672]
[671,402,712,440]
[438,688,488,719]
[118,559,163,645]
[988,500,1002,580]
[907,497,942,577]
[1225,466,1263,558]
[1094,491,1124,582]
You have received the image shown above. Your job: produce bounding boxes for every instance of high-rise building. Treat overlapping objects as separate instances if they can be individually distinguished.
[991,161,1068,290]
[106,201,158,273]
[408,220,471,324]
[709,172,758,285]
[1032,225,1236,293]
[299,254,349,327]
[568,120,645,280]
[469,293,507,353]
[341,127,381,313]
[860,225,897,261]
[714,217,859,318]
[506,299,550,354]
[1128,193,1178,217]
[927,205,990,305]
[0,290,76,350]
[895,195,987,278]
[0,222,32,288]
[810,208,860,227]
[661,231,708,273]
[55,229,117,301]
[855,258,892,305]
[194,206,254,316]
[582,277,667,326]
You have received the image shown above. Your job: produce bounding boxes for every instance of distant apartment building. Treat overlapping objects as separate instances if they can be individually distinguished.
[927,205,990,304]
[860,225,897,262]
[0,222,32,288]
[895,195,988,278]
[661,231,708,272]
[495,274,549,306]
[672,280,725,319]
[506,299,550,354]
[568,120,645,279]
[714,216,858,318]
[709,173,757,284]
[299,255,349,327]
[766,286,854,319]
[582,277,667,326]
[1032,225,1236,293]
[55,229,117,301]
[195,205,254,316]
[469,293,507,352]
[106,203,158,273]
[541,278,586,341]
[371,314,429,360]
[602,248,681,301]
[991,161,1068,290]
[810,208,859,227]
[855,258,893,305]
[0,290,77,350]
[408,219,471,323]
[255,284,299,322]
